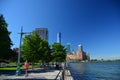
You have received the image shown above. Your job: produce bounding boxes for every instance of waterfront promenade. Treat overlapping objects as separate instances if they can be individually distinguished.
[0,68,73,80]
[0,68,61,80]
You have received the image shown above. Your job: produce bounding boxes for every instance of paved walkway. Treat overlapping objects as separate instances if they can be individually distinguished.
[0,68,61,80]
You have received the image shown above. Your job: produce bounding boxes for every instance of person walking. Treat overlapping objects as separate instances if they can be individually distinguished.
[24,60,29,77]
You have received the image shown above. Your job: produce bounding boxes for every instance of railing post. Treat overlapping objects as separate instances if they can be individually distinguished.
[62,62,66,80]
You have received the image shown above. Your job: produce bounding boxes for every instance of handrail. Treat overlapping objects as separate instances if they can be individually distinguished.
[55,70,62,80]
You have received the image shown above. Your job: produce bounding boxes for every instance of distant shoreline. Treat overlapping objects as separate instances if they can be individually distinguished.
[67,59,120,63]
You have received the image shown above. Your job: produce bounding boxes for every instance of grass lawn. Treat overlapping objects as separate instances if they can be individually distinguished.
[0,67,18,71]
[0,62,40,71]
[0,65,33,71]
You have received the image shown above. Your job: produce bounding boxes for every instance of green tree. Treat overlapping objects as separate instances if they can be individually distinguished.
[0,15,12,60]
[40,39,51,63]
[22,32,41,68]
[51,43,66,62]
[21,32,51,68]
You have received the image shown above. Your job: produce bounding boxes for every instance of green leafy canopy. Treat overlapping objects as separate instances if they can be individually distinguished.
[0,15,13,60]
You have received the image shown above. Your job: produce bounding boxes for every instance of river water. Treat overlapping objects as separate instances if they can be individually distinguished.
[68,62,120,80]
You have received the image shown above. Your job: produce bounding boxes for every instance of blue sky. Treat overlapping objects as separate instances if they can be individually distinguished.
[0,0,120,59]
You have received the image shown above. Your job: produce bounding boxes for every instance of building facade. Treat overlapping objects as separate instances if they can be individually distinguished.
[66,44,90,61]
[35,28,48,40]
[77,45,83,60]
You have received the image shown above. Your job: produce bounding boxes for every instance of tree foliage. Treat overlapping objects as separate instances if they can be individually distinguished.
[51,43,66,62]
[40,39,51,63]
[0,15,12,60]
[21,32,51,65]
[22,32,41,62]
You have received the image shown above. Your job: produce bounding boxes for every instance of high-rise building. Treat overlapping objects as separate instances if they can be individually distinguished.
[86,52,90,60]
[35,28,48,40]
[57,32,61,43]
[78,44,83,60]
[78,44,83,52]
[78,44,90,60]
[66,43,72,53]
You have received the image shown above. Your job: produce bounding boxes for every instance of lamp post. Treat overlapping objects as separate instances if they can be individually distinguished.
[16,27,31,76]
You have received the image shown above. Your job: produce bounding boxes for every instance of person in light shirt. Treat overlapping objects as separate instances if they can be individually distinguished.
[24,60,29,77]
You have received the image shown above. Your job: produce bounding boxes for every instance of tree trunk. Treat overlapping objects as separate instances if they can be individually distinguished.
[32,62,34,70]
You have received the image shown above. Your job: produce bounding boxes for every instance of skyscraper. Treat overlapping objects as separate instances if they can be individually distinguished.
[78,44,83,52]
[57,32,61,43]
[66,43,72,53]
[78,44,83,60]
[35,28,48,40]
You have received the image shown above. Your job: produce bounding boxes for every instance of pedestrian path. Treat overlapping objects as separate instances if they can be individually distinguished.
[0,69,61,80]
